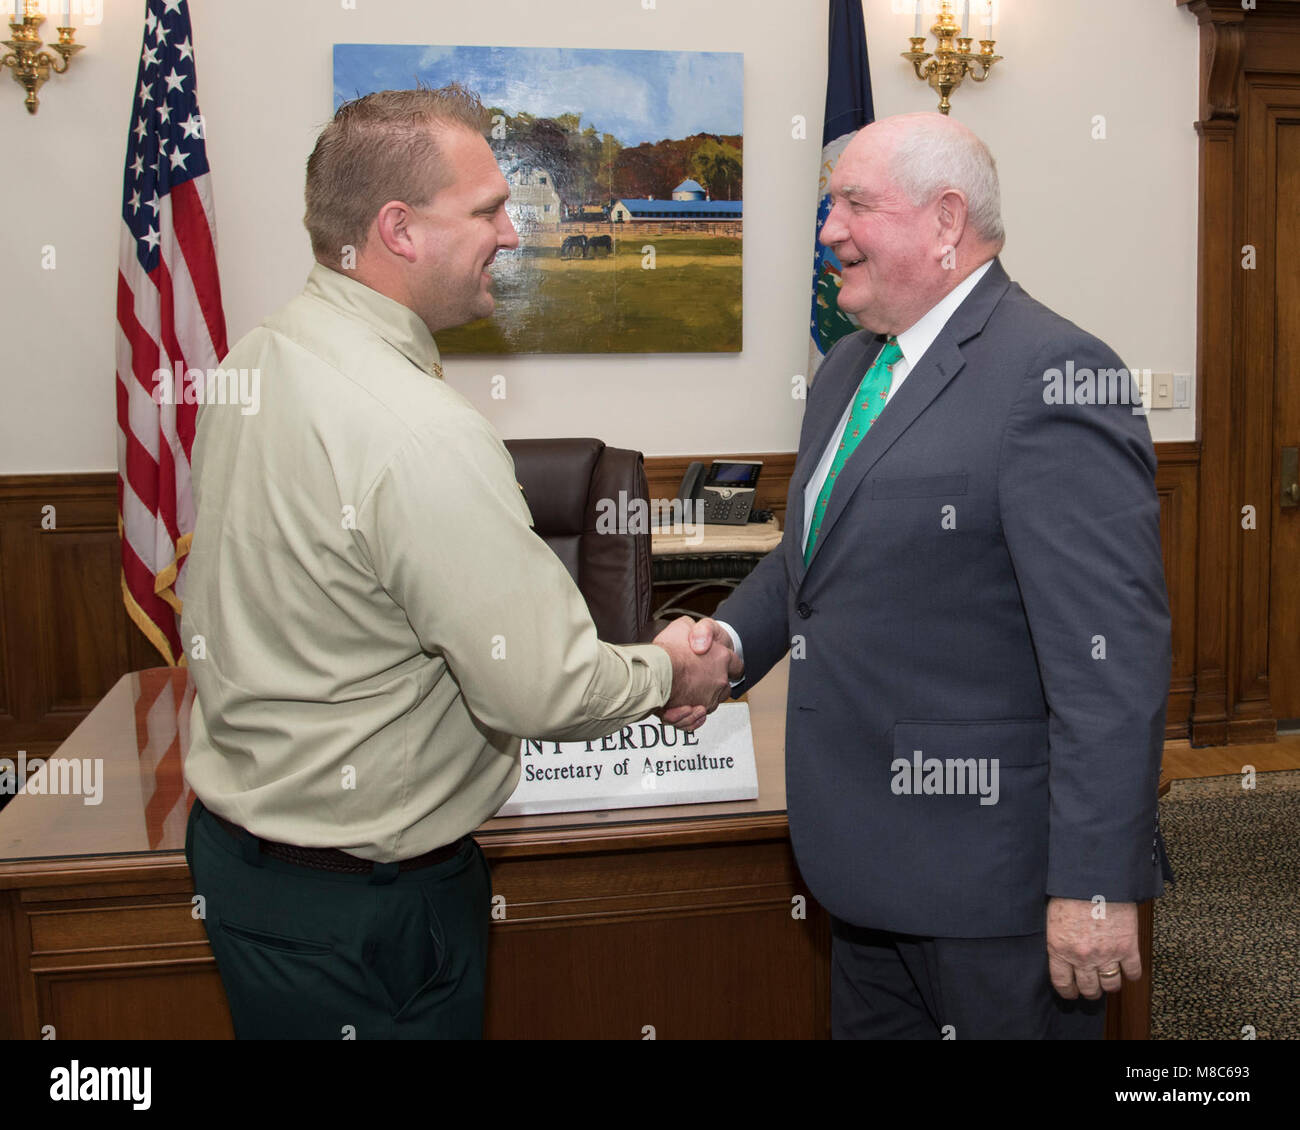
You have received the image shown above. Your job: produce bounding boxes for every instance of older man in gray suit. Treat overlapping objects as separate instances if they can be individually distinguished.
[674,112,1172,1039]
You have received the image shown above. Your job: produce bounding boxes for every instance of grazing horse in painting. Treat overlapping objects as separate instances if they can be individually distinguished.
[559,234,588,259]
[586,234,613,257]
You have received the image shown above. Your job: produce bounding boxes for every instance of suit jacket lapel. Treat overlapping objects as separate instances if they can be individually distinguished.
[787,332,881,583]
[801,259,1013,577]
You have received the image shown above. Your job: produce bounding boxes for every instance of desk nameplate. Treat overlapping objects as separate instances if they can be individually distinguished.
[497,704,759,817]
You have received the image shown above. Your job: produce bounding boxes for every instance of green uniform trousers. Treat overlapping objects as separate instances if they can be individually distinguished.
[185,796,491,1039]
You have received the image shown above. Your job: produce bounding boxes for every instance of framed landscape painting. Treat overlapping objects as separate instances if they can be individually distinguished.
[333,44,743,354]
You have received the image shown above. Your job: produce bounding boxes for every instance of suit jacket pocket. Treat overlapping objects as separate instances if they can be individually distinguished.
[893,718,1047,768]
[885,718,1050,931]
[871,473,968,499]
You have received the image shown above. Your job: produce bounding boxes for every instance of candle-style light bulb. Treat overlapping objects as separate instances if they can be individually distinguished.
[986,0,995,38]
[914,1,922,38]
[963,1,971,34]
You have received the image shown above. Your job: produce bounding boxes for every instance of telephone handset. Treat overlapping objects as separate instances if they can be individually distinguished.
[674,460,762,525]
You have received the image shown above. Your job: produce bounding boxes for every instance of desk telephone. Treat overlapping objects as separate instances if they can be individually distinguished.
[675,460,764,525]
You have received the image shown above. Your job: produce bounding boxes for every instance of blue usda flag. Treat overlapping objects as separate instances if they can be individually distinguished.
[810,0,876,370]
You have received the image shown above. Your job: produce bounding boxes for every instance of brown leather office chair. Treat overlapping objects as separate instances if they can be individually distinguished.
[503,438,660,645]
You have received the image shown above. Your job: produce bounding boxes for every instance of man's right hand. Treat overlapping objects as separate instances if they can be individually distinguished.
[650,616,743,733]
[652,616,742,731]
[686,617,735,662]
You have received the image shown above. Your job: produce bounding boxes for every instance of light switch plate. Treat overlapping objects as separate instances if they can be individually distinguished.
[1173,373,1191,408]
[1151,372,1175,410]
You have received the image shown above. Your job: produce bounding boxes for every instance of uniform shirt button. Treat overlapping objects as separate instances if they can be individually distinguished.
[796,602,812,618]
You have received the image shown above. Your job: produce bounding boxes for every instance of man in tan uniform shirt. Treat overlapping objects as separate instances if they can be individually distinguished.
[182,86,739,1039]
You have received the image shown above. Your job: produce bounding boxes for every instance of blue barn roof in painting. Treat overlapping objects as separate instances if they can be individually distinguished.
[674,179,705,193]
[615,199,743,217]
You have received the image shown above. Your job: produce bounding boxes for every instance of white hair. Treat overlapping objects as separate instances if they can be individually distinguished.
[889,119,1005,248]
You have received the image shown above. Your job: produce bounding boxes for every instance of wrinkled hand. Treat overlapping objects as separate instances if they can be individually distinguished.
[656,617,742,732]
[652,616,742,732]
[1046,896,1141,1000]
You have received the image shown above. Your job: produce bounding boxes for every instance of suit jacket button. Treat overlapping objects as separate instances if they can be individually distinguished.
[796,602,812,619]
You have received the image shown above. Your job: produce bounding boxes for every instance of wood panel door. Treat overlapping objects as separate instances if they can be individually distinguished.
[1270,114,1300,723]
[1182,0,1300,741]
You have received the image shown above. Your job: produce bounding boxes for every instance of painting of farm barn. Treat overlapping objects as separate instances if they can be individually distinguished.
[332,45,743,354]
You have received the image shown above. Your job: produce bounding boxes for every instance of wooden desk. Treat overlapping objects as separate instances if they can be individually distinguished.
[0,662,1152,1039]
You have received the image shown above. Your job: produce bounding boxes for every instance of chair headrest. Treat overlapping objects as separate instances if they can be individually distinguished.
[503,437,604,535]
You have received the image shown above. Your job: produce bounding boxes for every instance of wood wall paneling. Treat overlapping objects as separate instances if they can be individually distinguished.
[0,448,1199,750]
[0,475,158,760]
[37,522,136,715]
[644,453,798,530]
[0,537,10,726]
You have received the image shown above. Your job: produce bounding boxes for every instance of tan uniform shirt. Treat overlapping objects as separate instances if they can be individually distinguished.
[181,264,672,861]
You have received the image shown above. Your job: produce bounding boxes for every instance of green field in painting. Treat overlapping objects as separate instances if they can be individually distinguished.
[436,235,742,355]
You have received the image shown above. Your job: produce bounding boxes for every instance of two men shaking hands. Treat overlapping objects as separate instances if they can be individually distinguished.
[651,616,741,733]
[183,85,1170,1042]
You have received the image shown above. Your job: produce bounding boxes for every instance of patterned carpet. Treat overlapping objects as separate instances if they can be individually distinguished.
[1151,770,1300,1039]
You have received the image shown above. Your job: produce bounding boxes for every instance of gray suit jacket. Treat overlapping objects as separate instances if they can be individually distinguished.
[717,258,1171,937]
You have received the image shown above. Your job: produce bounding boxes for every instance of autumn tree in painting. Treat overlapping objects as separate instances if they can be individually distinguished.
[488,106,742,210]
[690,137,742,201]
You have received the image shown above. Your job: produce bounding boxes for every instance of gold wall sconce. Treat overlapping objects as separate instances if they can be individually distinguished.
[3,0,85,114]
[903,0,1002,115]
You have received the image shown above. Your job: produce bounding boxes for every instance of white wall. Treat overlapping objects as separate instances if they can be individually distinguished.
[0,0,1201,473]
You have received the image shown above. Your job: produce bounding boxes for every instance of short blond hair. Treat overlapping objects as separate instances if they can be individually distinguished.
[304,84,491,261]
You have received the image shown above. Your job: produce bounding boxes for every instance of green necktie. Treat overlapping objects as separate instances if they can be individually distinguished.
[804,337,903,565]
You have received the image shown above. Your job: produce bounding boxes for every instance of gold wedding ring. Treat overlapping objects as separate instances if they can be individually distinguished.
[1098,966,1121,977]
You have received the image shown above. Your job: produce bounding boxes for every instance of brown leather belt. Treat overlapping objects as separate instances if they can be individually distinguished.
[207,809,467,874]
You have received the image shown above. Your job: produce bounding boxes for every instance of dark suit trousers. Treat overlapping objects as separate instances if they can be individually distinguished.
[185,797,491,1039]
[831,917,1107,1040]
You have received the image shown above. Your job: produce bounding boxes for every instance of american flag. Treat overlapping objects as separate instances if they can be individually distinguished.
[116,0,227,665]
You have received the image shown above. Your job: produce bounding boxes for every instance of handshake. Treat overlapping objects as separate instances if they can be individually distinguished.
[650,616,743,733]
